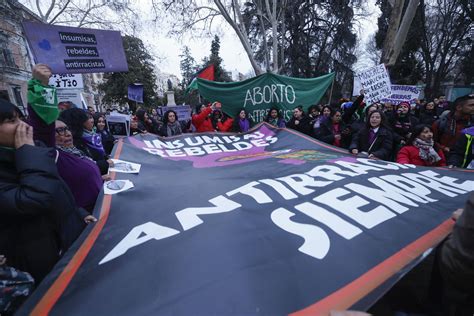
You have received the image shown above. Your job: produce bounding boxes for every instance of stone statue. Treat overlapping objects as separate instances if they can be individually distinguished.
[167,79,173,91]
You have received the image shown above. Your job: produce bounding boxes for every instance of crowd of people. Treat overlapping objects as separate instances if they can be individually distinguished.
[0,63,472,315]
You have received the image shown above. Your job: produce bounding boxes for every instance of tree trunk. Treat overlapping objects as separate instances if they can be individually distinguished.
[380,0,405,64]
[387,0,420,65]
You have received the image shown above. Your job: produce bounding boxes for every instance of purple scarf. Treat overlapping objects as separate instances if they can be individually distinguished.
[368,128,377,145]
[82,129,105,156]
[239,119,250,132]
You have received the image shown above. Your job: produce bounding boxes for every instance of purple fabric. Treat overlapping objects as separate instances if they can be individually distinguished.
[28,104,55,147]
[239,119,250,132]
[56,151,102,212]
[82,132,105,156]
[368,128,377,145]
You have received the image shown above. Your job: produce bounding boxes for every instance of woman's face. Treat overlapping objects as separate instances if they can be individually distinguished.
[152,109,157,115]
[426,102,434,110]
[293,108,303,119]
[369,112,382,128]
[239,110,246,119]
[0,112,20,147]
[84,115,94,131]
[131,120,138,129]
[270,109,278,118]
[418,127,433,142]
[97,116,106,131]
[397,104,409,115]
[310,108,319,117]
[332,111,342,123]
[323,107,331,117]
[55,120,73,147]
[167,112,176,123]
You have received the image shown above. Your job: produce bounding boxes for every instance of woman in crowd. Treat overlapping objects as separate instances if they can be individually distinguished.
[212,108,233,132]
[349,110,393,160]
[94,114,115,155]
[159,110,183,137]
[264,107,286,128]
[448,126,474,169]
[388,101,419,147]
[396,124,446,167]
[287,106,312,135]
[233,109,253,133]
[0,97,89,283]
[316,108,352,148]
[419,101,438,126]
[135,108,154,133]
[59,108,112,175]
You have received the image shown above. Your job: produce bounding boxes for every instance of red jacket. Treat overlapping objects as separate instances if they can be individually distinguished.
[396,145,446,167]
[192,106,234,132]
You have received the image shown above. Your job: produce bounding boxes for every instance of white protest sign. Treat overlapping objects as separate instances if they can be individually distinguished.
[381,85,421,104]
[356,64,392,104]
[352,76,364,96]
[106,113,130,136]
[56,89,85,109]
[49,74,84,89]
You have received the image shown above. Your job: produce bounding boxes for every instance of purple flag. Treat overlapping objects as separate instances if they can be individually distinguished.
[22,22,128,74]
[128,84,144,103]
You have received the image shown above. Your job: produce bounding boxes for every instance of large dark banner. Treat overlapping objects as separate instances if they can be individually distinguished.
[19,124,473,315]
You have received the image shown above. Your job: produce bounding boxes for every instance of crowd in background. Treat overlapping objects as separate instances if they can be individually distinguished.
[0,63,473,315]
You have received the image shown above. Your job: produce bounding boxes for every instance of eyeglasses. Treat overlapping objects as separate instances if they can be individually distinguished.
[55,126,70,136]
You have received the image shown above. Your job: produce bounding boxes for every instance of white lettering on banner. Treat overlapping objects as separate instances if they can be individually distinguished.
[99,160,472,265]
[142,131,278,158]
[356,64,392,105]
[243,84,296,108]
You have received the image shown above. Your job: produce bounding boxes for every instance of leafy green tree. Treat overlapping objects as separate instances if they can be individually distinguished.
[99,35,158,109]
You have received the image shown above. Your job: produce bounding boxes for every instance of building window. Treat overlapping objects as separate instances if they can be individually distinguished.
[0,33,17,68]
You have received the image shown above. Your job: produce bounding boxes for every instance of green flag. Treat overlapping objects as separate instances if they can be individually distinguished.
[27,79,58,125]
[195,72,334,122]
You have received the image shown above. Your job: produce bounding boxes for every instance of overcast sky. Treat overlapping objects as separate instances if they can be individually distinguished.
[136,1,381,79]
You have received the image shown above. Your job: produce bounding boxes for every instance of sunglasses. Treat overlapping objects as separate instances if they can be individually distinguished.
[55,126,70,135]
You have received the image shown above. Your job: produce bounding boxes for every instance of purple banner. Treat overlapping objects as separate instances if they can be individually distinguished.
[22,22,128,74]
[128,84,144,103]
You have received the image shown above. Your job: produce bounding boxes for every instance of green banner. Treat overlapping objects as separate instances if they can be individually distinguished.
[196,72,335,122]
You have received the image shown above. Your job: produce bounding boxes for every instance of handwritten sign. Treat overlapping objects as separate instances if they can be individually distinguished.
[356,64,392,104]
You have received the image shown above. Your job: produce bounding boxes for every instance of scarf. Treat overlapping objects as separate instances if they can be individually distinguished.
[332,123,341,147]
[27,79,59,124]
[57,145,94,161]
[368,127,378,145]
[166,121,182,136]
[413,138,441,164]
[82,129,105,156]
[239,119,250,132]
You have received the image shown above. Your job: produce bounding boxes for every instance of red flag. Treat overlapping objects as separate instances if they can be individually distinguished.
[197,64,215,81]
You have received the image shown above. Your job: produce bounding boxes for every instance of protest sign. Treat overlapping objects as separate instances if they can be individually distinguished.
[56,89,85,110]
[380,85,421,104]
[22,22,128,74]
[106,113,130,136]
[19,124,473,315]
[158,105,192,121]
[356,64,392,104]
[49,74,84,89]
[195,72,334,122]
[127,84,144,103]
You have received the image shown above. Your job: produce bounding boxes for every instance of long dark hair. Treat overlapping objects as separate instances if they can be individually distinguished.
[407,124,436,147]
[59,108,88,139]
[163,110,179,125]
[265,107,282,122]
[0,98,23,122]
[364,110,387,129]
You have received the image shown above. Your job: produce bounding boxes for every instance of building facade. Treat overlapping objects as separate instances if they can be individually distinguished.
[0,0,41,114]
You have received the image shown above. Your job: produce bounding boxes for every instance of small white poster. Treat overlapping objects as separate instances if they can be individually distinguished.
[104,180,134,195]
[49,74,84,89]
[109,159,141,174]
[356,64,392,104]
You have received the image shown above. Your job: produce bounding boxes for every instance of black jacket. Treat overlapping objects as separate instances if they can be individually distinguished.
[0,145,86,282]
[448,132,473,168]
[316,119,352,148]
[286,115,313,136]
[349,126,394,160]
[74,137,109,175]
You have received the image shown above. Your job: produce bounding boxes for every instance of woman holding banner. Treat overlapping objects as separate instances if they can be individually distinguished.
[396,125,446,167]
[159,110,183,137]
[349,110,393,160]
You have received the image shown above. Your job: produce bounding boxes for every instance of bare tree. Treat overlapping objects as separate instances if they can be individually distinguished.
[19,0,138,29]
[380,0,420,66]
[161,0,289,75]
